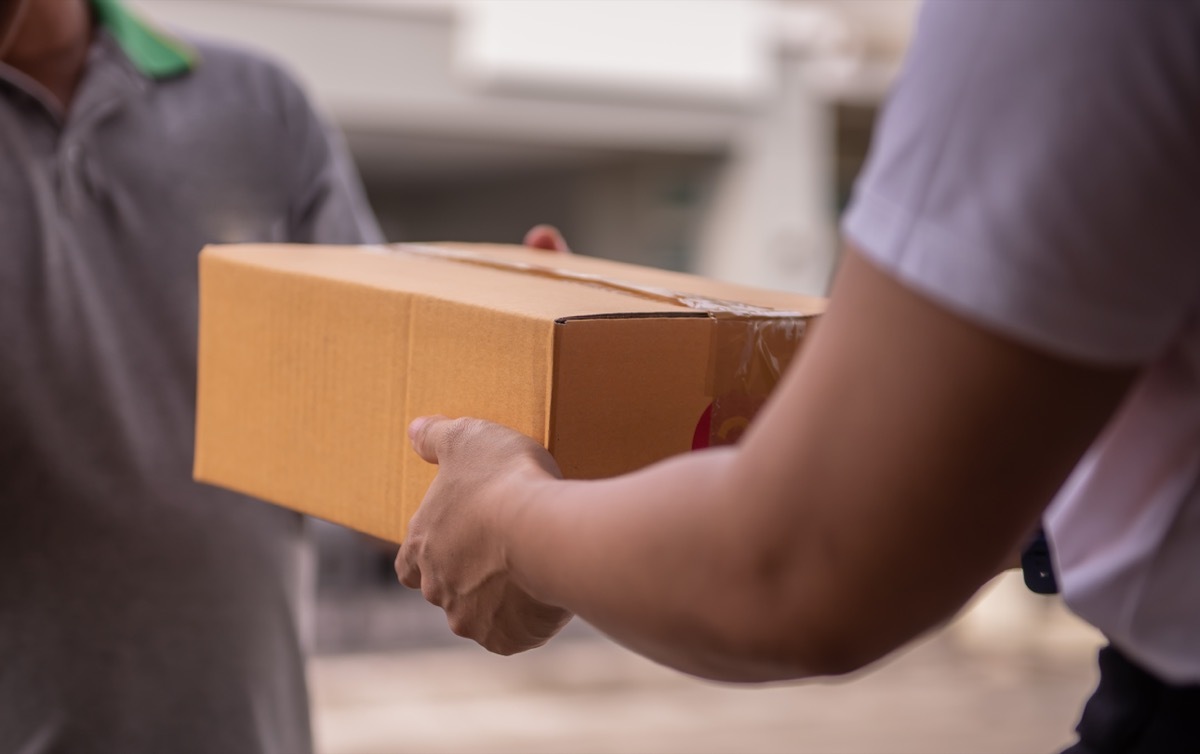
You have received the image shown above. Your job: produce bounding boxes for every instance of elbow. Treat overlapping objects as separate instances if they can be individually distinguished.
[719,554,898,679]
[790,631,887,678]
[759,618,889,679]
[704,476,906,679]
[694,619,884,683]
[706,587,894,682]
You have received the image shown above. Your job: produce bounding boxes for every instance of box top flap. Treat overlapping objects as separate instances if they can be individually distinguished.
[421,243,826,315]
[202,243,826,322]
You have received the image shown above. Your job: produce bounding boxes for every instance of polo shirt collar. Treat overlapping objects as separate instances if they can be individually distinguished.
[89,0,197,80]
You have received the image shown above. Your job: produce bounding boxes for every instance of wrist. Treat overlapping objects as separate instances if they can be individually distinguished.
[496,464,565,606]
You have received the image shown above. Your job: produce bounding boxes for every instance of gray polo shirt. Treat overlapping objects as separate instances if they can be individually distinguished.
[0,2,383,752]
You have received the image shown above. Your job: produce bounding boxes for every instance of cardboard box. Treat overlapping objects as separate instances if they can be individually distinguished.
[194,243,824,542]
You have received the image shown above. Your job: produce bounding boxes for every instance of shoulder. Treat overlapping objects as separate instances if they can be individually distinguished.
[165,33,324,134]
[844,1,1200,366]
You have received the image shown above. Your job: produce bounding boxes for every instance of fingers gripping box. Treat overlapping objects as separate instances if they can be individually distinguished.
[193,243,824,542]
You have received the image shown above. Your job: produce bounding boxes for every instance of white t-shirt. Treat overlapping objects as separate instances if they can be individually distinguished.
[843,1,1200,683]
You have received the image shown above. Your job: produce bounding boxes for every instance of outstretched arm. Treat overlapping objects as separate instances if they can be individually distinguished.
[397,245,1133,681]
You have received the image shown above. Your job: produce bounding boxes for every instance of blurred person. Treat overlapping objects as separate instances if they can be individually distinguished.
[0,0,382,751]
[396,3,1200,752]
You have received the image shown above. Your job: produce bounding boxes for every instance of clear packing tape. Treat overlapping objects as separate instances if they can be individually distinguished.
[392,244,811,449]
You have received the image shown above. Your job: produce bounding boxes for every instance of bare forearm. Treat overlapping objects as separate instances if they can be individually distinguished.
[401,247,1132,679]
[502,448,841,682]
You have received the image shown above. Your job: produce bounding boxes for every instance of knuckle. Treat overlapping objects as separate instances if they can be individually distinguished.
[393,552,415,588]
[436,420,463,451]
[447,613,472,639]
[420,579,444,606]
[396,567,420,590]
[445,417,477,443]
[438,417,486,459]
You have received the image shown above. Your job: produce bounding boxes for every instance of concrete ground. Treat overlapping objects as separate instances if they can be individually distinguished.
[308,572,1104,754]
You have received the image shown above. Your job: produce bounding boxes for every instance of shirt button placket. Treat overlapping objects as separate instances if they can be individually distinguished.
[57,139,82,210]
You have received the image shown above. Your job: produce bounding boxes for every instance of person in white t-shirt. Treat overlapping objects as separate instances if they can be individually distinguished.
[390,3,1200,751]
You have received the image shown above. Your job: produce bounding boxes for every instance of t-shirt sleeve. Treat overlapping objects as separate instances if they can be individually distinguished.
[842,1,1200,366]
[274,71,386,246]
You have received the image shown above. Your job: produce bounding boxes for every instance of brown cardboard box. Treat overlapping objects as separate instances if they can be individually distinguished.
[194,243,824,542]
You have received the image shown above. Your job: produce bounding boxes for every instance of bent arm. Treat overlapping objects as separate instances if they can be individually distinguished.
[500,245,1133,681]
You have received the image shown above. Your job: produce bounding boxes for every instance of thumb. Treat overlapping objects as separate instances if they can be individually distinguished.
[408,415,451,464]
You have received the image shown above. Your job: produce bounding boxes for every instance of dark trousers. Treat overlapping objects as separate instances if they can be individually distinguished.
[1062,645,1200,754]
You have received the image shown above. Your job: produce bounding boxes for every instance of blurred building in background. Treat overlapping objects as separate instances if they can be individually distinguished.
[132,0,918,296]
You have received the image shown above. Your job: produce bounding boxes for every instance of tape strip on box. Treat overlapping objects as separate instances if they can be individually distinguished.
[385,243,810,448]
